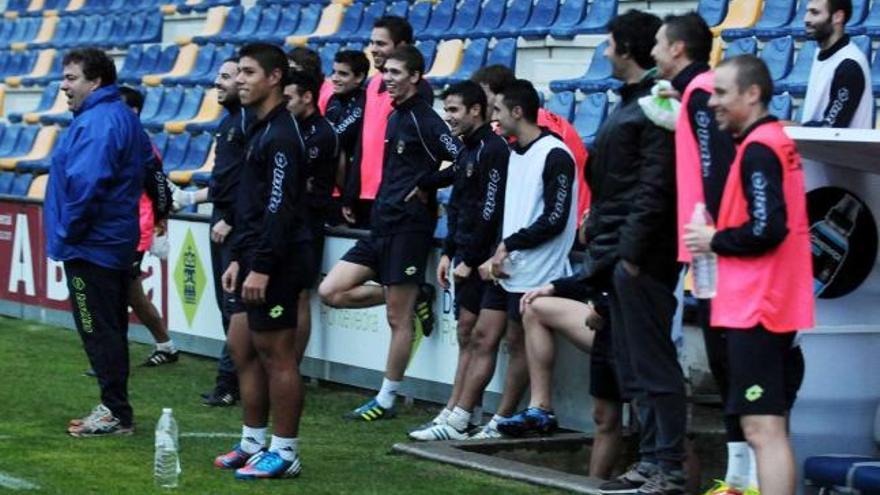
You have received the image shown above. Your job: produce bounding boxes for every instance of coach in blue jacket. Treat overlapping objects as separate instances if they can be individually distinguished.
[45,48,150,437]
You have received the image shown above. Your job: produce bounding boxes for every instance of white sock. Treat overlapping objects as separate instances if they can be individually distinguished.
[470,406,483,426]
[724,441,750,490]
[375,378,400,409]
[747,446,759,489]
[446,407,471,432]
[269,435,299,461]
[240,425,267,454]
[156,340,176,353]
[434,408,452,424]
[487,414,507,430]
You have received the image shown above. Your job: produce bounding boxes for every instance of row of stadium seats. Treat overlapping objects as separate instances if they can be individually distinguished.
[0,171,42,198]
[3,11,162,50]
[3,0,236,17]
[713,0,880,41]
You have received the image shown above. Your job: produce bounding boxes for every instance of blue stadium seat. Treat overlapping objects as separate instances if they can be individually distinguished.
[224,6,269,44]
[573,92,609,147]
[431,38,488,87]
[5,126,38,158]
[16,124,62,172]
[265,5,301,45]
[424,0,480,40]
[178,132,213,171]
[761,36,794,81]
[860,0,880,37]
[118,44,144,79]
[185,108,228,133]
[31,17,71,49]
[852,463,880,494]
[49,16,82,48]
[455,0,505,39]
[119,44,163,84]
[151,132,169,157]
[345,1,388,44]
[754,0,806,39]
[407,0,432,33]
[0,126,6,146]
[318,42,340,74]
[519,0,560,40]
[545,90,576,121]
[10,173,33,197]
[162,133,191,172]
[419,0,456,40]
[416,40,437,72]
[164,44,217,86]
[845,0,870,34]
[315,3,364,43]
[22,50,63,86]
[698,0,729,27]
[248,4,283,43]
[7,82,59,124]
[805,455,876,493]
[193,5,243,44]
[150,87,205,132]
[768,93,792,120]
[486,37,517,69]
[64,15,100,49]
[488,0,534,39]
[89,14,118,48]
[0,126,24,156]
[853,34,872,60]
[387,1,409,20]
[0,171,14,194]
[343,41,364,52]
[724,36,758,58]
[128,11,163,46]
[549,0,617,39]
[774,40,815,95]
[5,0,28,14]
[722,0,795,40]
[143,86,185,131]
[289,3,321,36]
[191,170,212,185]
[549,40,619,93]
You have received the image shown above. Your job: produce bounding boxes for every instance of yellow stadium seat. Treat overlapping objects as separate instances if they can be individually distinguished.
[143,43,199,86]
[169,140,215,184]
[63,0,85,13]
[710,0,762,37]
[4,12,19,19]
[0,85,6,117]
[0,126,59,170]
[11,16,57,50]
[287,3,345,46]
[176,6,227,45]
[26,0,46,14]
[425,39,464,78]
[27,174,48,199]
[23,88,65,124]
[164,88,223,133]
[709,36,723,68]
[6,49,55,87]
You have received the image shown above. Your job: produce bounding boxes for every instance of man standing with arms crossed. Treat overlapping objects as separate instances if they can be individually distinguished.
[47,48,150,437]
[319,46,461,422]
[212,43,310,480]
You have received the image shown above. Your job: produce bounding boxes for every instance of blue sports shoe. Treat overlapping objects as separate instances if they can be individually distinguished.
[214,444,260,469]
[343,398,396,422]
[496,407,558,437]
[234,451,302,480]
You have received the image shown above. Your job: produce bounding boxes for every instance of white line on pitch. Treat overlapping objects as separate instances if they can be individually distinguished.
[180,432,239,438]
[0,472,39,491]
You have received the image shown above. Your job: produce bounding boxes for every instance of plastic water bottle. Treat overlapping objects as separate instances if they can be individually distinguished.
[154,408,180,488]
[690,203,717,299]
[502,250,523,276]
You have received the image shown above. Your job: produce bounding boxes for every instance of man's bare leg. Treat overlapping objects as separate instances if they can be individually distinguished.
[383,284,420,381]
[494,319,529,417]
[590,398,623,479]
[447,307,478,409]
[251,327,303,438]
[318,261,383,308]
[454,309,508,412]
[294,291,310,363]
[742,415,795,495]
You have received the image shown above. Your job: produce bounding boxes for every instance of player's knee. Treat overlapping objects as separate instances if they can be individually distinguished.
[741,416,786,448]
[317,281,340,307]
[593,404,621,435]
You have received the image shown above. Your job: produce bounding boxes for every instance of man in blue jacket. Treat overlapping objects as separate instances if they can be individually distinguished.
[45,48,150,437]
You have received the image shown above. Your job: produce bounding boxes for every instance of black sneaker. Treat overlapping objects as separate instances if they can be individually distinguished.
[83,368,97,377]
[414,284,436,337]
[636,470,685,495]
[141,349,179,367]
[203,390,238,407]
[599,462,661,494]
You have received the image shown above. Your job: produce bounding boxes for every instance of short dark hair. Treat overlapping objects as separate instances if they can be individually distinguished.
[118,86,144,113]
[286,46,323,84]
[287,70,321,109]
[442,80,488,120]
[62,47,117,86]
[471,64,516,95]
[663,12,713,64]
[386,45,424,77]
[334,50,370,77]
[373,15,413,45]
[718,54,773,106]
[497,78,540,123]
[828,0,853,23]
[240,42,291,87]
[222,56,239,65]
[608,10,663,70]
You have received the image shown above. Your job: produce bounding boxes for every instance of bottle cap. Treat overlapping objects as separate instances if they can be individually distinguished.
[163,408,172,414]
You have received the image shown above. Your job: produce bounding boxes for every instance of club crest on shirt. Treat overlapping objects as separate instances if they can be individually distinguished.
[227,127,237,142]
[466,162,474,178]
[397,140,405,154]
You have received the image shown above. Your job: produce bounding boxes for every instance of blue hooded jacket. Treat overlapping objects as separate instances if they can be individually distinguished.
[44,84,149,270]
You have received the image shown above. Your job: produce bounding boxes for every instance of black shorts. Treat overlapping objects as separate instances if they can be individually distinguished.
[341,232,431,286]
[454,270,486,317]
[232,246,313,331]
[724,326,800,417]
[480,283,524,321]
[129,251,145,281]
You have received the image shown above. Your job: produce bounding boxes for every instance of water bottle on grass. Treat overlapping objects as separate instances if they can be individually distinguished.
[154,408,180,488]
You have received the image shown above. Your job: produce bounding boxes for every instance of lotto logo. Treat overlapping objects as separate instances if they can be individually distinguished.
[269,305,284,319]
[71,276,85,291]
[405,266,417,276]
[745,384,764,402]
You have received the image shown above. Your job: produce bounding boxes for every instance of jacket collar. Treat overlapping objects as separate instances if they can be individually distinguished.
[618,71,656,102]
[671,62,710,93]
[464,123,493,147]
[818,34,850,61]
[247,101,288,137]
[735,115,777,143]
[76,84,120,116]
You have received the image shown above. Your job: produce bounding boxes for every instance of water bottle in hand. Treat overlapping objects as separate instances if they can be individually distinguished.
[690,203,717,299]
[154,408,180,488]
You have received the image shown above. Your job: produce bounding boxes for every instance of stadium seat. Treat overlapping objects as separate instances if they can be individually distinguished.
[46,15,81,48]
[418,0,455,40]
[319,1,369,44]
[58,15,99,49]
[0,125,58,170]
[10,15,56,49]
[141,87,165,125]
[192,5,242,45]
[15,128,64,173]
[317,42,340,74]
[243,4,283,43]
[769,93,793,120]
[263,5,301,45]
[760,35,793,81]
[453,0,506,40]
[286,3,321,37]
[166,88,222,133]
[26,173,47,199]
[150,131,169,158]
[844,0,870,35]
[151,87,205,132]
[10,172,33,196]
[190,170,212,185]
[860,0,880,37]
[184,108,227,134]
[774,39,815,95]
[142,43,198,86]
[176,6,228,45]
[2,18,41,49]
[484,0,533,39]
[170,138,215,184]
[709,36,723,67]
[425,0,479,40]
[853,34,871,60]
[723,36,758,58]
[425,38,464,78]
[175,131,212,173]
[0,50,37,78]
[406,0,431,33]
[416,39,437,73]
[7,81,58,123]
[143,86,186,130]
[430,38,487,87]
[117,44,144,80]
[0,126,24,156]
[547,0,591,40]
[545,90,575,122]
[119,44,163,84]
[5,47,54,87]
[852,463,880,493]
[215,5,263,44]
[30,15,69,48]
[0,171,14,194]
[163,43,216,85]
[805,455,877,493]
[710,0,762,37]
[549,40,620,93]
[549,0,616,39]
[0,126,38,158]
[26,86,66,124]
[162,132,191,172]
[519,0,560,40]
[721,0,794,40]
[286,2,345,46]
[0,85,5,115]
[573,92,608,147]
[486,37,517,69]
[60,0,85,14]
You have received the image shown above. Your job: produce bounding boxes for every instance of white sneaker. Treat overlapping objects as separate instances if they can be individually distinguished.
[408,422,469,441]
[469,424,503,439]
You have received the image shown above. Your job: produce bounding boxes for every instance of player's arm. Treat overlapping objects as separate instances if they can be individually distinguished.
[461,142,509,268]
[803,59,866,128]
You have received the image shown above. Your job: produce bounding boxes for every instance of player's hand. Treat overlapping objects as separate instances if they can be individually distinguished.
[341,206,356,225]
[657,87,682,100]
[452,261,472,283]
[478,258,494,281]
[489,242,510,280]
[404,186,430,204]
[154,219,167,237]
[683,223,716,254]
[211,219,232,244]
[221,261,239,293]
[437,255,451,289]
[520,284,555,314]
[172,188,195,211]
[578,209,590,245]
[242,271,269,304]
